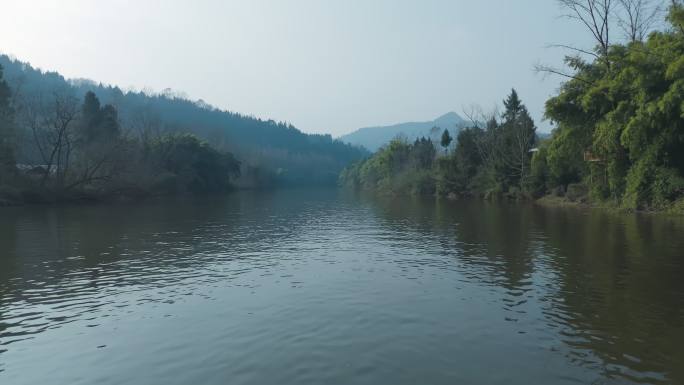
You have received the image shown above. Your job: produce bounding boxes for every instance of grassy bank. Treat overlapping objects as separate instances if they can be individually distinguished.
[535,194,684,216]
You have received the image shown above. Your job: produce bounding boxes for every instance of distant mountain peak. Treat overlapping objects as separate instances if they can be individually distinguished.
[433,112,466,129]
[339,112,467,152]
[435,111,462,122]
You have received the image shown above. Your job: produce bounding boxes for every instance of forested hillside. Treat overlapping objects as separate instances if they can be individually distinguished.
[0,55,367,191]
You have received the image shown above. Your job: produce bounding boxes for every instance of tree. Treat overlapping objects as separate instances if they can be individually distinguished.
[617,0,663,42]
[502,89,524,122]
[152,134,241,193]
[437,127,486,194]
[558,0,614,57]
[0,64,15,181]
[81,91,101,133]
[498,90,537,190]
[411,137,436,169]
[20,90,80,188]
[128,104,163,147]
[341,91,538,197]
[668,0,684,33]
[440,129,453,155]
[80,91,120,143]
[542,3,684,209]
[69,93,125,191]
[0,54,368,190]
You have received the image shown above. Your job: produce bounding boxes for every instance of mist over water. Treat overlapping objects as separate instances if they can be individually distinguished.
[1,190,683,385]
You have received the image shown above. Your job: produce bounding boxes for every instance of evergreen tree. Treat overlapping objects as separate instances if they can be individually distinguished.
[502,89,523,123]
[440,129,453,154]
[80,91,120,143]
[99,104,120,138]
[500,89,536,190]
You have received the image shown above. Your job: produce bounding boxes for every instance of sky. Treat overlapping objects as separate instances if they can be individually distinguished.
[0,0,594,135]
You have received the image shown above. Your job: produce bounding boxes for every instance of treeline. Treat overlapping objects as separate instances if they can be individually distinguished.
[0,54,369,204]
[0,54,367,193]
[342,2,684,212]
[0,73,242,203]
[339,89,538,199]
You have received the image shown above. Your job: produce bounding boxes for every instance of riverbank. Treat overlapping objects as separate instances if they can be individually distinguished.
[342,184,684,216]
[0,183,327,208]
[7,181,684,216]
[534,195,684,216]
[0,185,155,207]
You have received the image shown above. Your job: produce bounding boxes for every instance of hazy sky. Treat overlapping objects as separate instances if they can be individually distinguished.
[0,0,593,135]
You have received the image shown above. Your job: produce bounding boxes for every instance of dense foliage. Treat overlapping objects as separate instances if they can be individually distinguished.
[343,4,684,212]
[341,89,538,199]
[536,2,684,210]
[339,137,438,196]
[0,76,242,203]
[0,55,367,190]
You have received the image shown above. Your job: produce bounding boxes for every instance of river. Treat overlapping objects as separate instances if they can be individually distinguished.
[1,189,683,385]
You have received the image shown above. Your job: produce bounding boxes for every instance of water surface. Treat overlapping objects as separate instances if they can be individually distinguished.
[1,190,683,385]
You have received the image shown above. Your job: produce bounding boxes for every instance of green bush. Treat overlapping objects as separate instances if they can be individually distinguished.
[566,183,589,202]
[652,168,684,209]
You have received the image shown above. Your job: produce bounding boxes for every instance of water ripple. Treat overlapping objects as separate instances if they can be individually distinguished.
[0,191,683,385]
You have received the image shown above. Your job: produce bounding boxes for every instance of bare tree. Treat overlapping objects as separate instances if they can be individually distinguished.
[15,89,123,192]
[20,91,79,187]
[535,1,616,83]
[462,104,485,129]
[502,119,537,190]
[66,101,129,192]
[127,105,163,146]
[558,0,614,56]
[534,60,596,85]
[461,105,501,172]
[461,104,501,130]
[53,94,79,187]
[65,140,123,191]
[617,0,663,42]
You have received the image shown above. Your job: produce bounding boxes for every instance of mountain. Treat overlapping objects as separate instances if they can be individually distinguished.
[0,54,368,186]
[339,112,468,152]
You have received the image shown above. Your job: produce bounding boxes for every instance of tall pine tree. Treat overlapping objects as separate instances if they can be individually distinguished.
[500,89,536,190]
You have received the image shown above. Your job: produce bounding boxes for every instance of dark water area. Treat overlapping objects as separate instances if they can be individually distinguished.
[1,189,683,385]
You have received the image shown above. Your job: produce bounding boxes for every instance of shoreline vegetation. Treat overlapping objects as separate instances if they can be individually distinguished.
[0,88,243,207]
[0,54,366,206]
[3,3,684,217]
[340,3,684,216]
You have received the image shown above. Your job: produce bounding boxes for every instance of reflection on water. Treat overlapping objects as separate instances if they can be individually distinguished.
[1,190,683,385]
